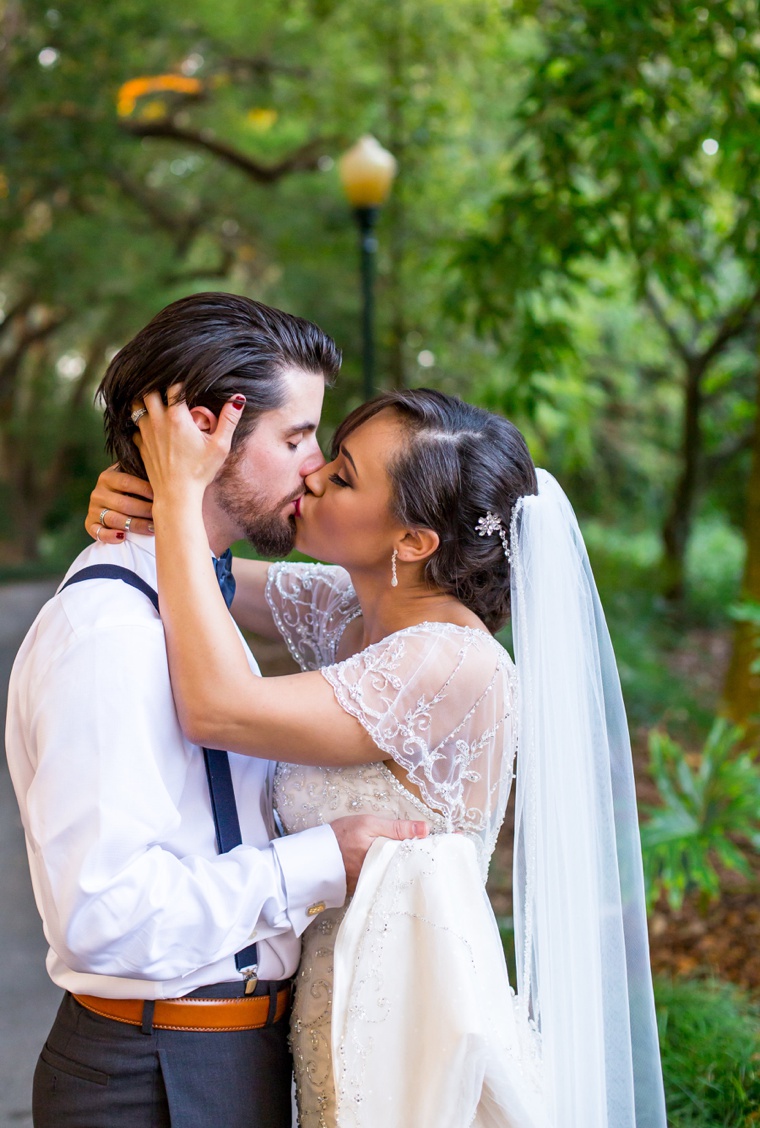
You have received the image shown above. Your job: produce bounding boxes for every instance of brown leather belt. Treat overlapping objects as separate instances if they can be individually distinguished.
[73,986,291,1032]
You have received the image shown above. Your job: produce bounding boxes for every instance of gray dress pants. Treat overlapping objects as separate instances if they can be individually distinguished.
[32,988,293,1128]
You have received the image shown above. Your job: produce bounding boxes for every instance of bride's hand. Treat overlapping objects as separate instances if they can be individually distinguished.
[85,466,154,544]
[133,384,246,504]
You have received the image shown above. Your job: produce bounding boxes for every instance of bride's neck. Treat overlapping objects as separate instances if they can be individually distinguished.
[349,571,484,648]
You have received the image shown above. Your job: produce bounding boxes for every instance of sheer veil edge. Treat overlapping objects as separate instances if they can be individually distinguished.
[510,469,667,1128]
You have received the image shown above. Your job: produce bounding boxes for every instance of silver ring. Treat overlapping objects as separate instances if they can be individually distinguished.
[130,407,147,425]
[95,526,102,541]
[124,517,132,533]
[99,508,110,528]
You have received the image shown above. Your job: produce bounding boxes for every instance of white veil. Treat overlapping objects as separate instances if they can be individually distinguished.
[510,469,667,1128]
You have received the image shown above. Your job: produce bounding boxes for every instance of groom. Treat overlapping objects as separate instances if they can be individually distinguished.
[5,293,427,1128]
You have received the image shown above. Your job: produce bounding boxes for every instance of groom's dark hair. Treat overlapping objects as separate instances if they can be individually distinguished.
[98,292,341,477]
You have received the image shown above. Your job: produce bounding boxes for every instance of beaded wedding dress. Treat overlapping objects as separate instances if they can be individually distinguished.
[266,562,548,1128]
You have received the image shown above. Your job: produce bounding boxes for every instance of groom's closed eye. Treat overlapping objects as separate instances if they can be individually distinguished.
[283,421,318,450]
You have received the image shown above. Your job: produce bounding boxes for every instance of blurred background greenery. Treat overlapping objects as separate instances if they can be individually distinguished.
[2,1,760,1121]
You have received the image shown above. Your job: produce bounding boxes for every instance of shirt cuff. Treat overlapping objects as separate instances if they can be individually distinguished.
[271,824,347,938]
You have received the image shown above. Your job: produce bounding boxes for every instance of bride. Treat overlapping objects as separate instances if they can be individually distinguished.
[87,387,666,1128]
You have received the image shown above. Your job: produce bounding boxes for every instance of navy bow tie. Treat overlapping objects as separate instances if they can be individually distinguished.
[213,549,236,610]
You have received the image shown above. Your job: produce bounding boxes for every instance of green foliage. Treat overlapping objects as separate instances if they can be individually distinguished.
[684,516,747,626]
[641,720,760,910]
[453,0,760,374]
[0,0,756,645]
[578,514,743,734]
[451,0,760,601]
[498,925,760,1126]
[1,0,529,562]
[655,977,760,1128]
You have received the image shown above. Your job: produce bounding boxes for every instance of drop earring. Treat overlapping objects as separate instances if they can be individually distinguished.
[391,548,398,588]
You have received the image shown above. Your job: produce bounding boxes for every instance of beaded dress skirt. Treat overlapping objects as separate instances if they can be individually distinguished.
[274,760,446,1128]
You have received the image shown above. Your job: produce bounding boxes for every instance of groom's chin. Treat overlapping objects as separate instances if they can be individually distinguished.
[244,514,297,558]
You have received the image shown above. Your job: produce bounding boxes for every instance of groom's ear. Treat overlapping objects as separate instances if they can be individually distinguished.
[188,405,221,433]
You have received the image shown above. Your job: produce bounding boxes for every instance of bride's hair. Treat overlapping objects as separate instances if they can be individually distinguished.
[332,389,537,632]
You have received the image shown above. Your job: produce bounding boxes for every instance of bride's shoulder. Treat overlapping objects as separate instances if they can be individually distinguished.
[359,620,513,689]
[267,561,355,608]
[398,620,509,658]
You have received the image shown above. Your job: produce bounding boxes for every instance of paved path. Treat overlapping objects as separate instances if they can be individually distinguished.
[1,581,62,1128]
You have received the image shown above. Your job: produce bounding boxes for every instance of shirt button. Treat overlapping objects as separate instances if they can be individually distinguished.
[307,902,326,917]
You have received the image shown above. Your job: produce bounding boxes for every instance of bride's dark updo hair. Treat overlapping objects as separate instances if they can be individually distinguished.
[332,388,538,633]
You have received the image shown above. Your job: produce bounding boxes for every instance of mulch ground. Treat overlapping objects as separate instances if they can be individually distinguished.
[253,623,760,996]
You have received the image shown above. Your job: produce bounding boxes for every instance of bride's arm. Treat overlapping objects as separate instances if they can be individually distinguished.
[138,390,379,768]
[84,467,281,640]
[221,557,278,639]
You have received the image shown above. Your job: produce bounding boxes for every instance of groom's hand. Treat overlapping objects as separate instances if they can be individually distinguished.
[330,815,429,896]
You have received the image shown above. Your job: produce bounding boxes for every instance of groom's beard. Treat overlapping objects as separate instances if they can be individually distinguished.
[215,457,299,558]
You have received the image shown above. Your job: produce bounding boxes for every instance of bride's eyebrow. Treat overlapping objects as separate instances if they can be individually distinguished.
[339,445,358,476]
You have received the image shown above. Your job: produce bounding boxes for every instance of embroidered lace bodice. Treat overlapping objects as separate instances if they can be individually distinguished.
[266,562,519,1128]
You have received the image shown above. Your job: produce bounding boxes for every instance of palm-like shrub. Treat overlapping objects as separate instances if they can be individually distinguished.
[641,720,760,910]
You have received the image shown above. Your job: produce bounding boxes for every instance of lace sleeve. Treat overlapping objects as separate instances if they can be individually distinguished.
[321,624,517,864]
[265,562,361,671]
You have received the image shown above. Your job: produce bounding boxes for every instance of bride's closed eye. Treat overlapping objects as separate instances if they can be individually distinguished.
[329,473,351,488]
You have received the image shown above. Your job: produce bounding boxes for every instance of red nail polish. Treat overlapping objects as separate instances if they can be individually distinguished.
[115,532,125,540]
[231,395,246,409]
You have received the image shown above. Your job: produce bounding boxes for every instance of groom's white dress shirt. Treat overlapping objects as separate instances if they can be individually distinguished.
[5,534,346,1000]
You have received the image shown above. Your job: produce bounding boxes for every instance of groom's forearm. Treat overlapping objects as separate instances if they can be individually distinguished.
[229,558,282,640]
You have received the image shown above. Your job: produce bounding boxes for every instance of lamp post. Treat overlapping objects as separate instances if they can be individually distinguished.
[339,136,397,400]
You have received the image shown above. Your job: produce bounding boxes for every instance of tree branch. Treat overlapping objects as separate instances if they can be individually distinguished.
[120,119,334,184]
[645,284,694,365]
[699,280,760,369]
[220,55,310,81]
[0,292,35,343]
[107,167,206,254]
[0,309,71,402]
[704,429,755,474]
[164,246,236,284]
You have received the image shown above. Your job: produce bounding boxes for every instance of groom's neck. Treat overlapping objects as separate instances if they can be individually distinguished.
[201,491,236,559]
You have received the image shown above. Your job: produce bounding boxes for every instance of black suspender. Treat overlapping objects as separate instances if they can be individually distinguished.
[60,564,259,988]
[63,564,161,610]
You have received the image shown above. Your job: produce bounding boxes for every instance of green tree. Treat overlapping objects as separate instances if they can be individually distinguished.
[1,0,520,564]
[1,0,333,561]
[452,0,760,612]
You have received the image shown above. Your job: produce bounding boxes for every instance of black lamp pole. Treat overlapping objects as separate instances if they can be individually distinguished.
[340,137,397,401]
[354,206,379,402]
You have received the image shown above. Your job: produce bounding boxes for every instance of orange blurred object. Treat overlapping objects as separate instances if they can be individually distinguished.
[117,75,202,117]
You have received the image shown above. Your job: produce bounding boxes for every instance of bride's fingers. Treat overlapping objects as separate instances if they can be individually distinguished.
[102,467,153,501]
[88,523,126,545]
[213,395,246,452]
[86,473,155,540]
[87,513,153,542]
[137,389,167,422]
[89,488,154,521]
[166,382,184,408]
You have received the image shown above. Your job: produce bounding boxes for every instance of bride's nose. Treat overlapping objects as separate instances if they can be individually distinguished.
[304,464,327,497]
[299,439,325,480]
